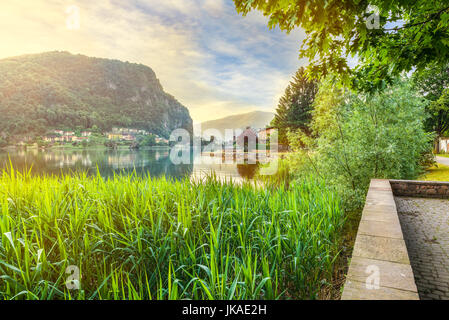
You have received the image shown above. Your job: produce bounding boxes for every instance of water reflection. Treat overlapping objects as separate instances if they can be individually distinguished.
[0,148,264,181]
[236,163,259,180]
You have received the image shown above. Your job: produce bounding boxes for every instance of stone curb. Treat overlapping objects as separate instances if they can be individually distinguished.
[341,179,419,300]
[390,180,449,199]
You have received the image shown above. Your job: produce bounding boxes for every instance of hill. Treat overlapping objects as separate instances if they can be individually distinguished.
[0,51,192,144]
[196,111,274,138]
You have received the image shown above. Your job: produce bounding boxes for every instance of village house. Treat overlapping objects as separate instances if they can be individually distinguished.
[257,127,276,144]
[121,134,136,141]
[108,132,136,141]
[62,135,75,142]
[236,127,258,150]
[107,133,122,140]
[155,136,169,144]
[108,127,148,141]
[440,137,449,153]
[76,136,89,142]
[44,130,92,143]
[54,130,65,136]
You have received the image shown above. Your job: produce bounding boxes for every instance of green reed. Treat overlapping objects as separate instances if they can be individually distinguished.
[0,167,344,300]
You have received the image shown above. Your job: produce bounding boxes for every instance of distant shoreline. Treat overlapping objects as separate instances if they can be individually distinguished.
[0,144,171,152]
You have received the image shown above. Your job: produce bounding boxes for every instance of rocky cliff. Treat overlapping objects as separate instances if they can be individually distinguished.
[0,51,192,141]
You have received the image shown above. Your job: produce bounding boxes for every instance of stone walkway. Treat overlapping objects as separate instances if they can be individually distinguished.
[395,197,449,300]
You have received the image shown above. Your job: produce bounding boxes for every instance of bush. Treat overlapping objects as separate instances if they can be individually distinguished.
[289,78,432,209]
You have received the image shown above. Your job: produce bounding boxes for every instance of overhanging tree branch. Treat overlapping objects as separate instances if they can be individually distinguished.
[384,6,449,31]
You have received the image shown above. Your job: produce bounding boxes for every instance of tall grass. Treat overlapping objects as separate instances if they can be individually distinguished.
[0,167,344,300]
[255,157,293,188]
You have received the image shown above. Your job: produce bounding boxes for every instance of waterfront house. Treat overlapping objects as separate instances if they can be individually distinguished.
[440,137,449,153]
[108,133,123,140]
[236,127,258,151]
[121,134,136,141]
[155,136,169,144]
[257,127,276,144]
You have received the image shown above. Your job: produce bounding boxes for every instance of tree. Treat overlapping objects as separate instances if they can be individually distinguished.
[413,62,449,152]
[289,78,432,209]
[429,89,449,152]
[137,134,157,147]
[233,1,449,89]
[271,67,318,145]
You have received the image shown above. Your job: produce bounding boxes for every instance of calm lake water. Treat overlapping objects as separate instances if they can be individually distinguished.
[0,148,262,181]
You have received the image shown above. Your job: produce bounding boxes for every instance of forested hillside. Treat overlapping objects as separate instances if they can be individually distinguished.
[0,51,192,143]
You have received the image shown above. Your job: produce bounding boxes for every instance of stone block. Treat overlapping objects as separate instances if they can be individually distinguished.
[352,234,410,265]
[342,279,419,300]
[345,256,417,292]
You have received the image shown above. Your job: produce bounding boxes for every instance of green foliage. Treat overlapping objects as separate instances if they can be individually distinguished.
[289,78,432,209]
[0,51,193,141]
[0,169,344,300]
[271,67,318,145]
[233,1,449,88]
[429,89,449,135]
[255,157,293,188]
[36,139,49,148]
[87,133,107,147]
[420,163,449,181]
[413,62,449,141]
[137,134,157,147]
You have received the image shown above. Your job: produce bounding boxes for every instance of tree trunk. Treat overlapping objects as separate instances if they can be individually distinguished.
[435,136,440,154]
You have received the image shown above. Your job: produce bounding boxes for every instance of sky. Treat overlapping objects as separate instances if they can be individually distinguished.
[0,0,307,123]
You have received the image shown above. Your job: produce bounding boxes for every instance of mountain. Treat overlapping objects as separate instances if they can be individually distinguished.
[0,51,192,143]
[196,111,274,138]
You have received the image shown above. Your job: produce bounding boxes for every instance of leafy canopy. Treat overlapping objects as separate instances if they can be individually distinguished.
[288,78,432,208]
[233,1,449,89]
[413,63,449,140]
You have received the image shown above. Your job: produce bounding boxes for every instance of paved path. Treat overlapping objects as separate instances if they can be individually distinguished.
[395,197,449,300]
[436,156,449,166]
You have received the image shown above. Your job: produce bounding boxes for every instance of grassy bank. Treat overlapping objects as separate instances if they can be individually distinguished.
[0,169,344,300]
[256,156,361,299]
[419,163,449,181]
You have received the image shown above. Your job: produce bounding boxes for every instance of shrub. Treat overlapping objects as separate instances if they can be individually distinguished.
[289,78,432,209]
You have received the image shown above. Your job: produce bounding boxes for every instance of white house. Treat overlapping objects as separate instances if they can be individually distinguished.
[440,137,449,153]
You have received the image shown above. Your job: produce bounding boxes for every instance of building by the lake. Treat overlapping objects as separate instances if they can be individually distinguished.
[44,130,92,143]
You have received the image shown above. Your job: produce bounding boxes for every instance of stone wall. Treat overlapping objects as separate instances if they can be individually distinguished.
[341,179,419,300]
[390,180,449,198]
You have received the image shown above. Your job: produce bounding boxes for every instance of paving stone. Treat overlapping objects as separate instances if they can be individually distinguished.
[395,196,449,300]
[343,180,418,300]
[358,220,404,239]
[352,234,410,264]
[341,279,419,300]
[345,256,417,292]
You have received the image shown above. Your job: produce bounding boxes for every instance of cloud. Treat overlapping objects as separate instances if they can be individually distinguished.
[0,0,306,123]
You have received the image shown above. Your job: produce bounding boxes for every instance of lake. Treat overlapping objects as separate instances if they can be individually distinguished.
[0,148,264,181]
